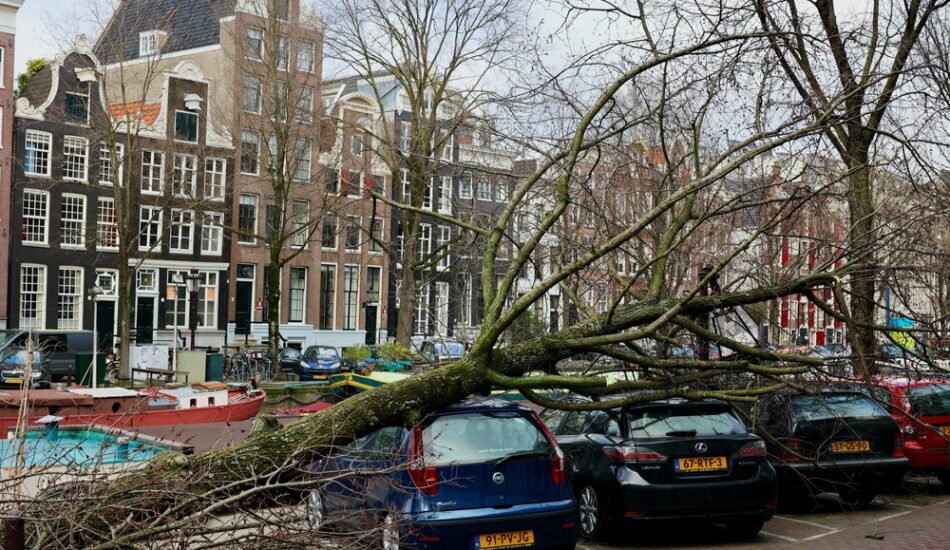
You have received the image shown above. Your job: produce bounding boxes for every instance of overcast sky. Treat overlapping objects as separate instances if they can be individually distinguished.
[14,0,105,76]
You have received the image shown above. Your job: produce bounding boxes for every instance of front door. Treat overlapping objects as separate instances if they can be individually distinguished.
[96,301,116,351]
[235,281,253,335]
[364,305,378,345]
[136,297,155,344]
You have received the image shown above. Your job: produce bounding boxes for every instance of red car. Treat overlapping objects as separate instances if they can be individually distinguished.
[872,377,950,485]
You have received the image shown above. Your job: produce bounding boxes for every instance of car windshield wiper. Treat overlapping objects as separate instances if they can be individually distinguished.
[666,429,697,437]
[494,450,550,468]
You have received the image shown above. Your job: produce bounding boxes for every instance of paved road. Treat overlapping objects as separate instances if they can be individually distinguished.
[578,477,948,549]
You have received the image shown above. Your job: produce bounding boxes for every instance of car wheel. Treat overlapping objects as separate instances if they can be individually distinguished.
[305,490,324,531]
[725,517,765,539]
[937,471,950,490]
[839,486,876,506]
[577,484,607,539]
[380,513,400,550]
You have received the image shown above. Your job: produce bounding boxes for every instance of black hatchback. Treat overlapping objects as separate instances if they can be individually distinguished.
[752,390,908,509]
[542,398,776,540]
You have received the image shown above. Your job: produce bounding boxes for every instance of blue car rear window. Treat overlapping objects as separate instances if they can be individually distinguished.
[628,406,746,437]
[423,412,551,466]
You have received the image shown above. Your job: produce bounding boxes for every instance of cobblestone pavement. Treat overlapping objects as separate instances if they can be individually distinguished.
[577,477,949,550]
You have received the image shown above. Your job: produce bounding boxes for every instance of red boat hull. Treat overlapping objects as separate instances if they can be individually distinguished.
[0,390,265,439]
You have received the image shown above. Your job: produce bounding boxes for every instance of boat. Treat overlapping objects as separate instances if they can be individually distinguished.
[269,400,333,418]
[0,383,265,439]
[327,371,412,397]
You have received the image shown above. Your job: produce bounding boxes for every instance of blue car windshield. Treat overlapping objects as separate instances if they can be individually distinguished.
[627,406,746,437]
[305,347,337,360]
[423,412,551,466]
[791,394,888,421]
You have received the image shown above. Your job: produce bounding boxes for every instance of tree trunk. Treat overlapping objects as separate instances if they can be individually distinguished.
[846,163,877,376]
[396,208,420,347]
[266,261,282,362]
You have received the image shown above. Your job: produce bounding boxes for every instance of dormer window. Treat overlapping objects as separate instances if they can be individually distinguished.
[139,31,166,57]
[65,83,90,125]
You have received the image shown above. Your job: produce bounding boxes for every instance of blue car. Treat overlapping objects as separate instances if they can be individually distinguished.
[306,397,579,549]
[297,345,342,380]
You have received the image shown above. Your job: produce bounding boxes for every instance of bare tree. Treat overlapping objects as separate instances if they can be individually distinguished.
[322,0,526,346]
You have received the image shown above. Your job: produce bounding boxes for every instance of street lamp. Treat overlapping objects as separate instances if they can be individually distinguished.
[87,285,104,388]
[168,272,183,371]
[183,269,202,351]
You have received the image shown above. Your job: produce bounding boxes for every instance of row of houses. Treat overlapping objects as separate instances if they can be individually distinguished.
[0,0,517,353]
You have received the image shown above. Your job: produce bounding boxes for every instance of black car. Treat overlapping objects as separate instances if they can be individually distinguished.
[752,390,909,509]
[0,349,52,388]
[542,397,776,540]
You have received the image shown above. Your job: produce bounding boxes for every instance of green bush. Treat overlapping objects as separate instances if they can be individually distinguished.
[377,341,412,361]
[342,345,372,363]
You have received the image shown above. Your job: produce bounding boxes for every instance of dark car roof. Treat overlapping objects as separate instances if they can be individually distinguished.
[552,394,731,412]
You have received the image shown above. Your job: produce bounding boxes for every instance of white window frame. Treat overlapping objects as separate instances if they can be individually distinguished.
[19,264,47,329]
[204,157,226,201]
[98,142,124,186]
[401,169,411,202]
[22,189,49,245]
[60,193,86,249]
[291,199,309,248]
[343,265,360,331]
[437,226,451,271]
[369,217,383,253]
[297,40,315,73]
[423,177,433,210]
[243,75,262,114]
[435,282,449,333]
[24,130,52,177]
[174,109,199,144]
[289,266,307,323]
[173,153,198,197]
[57,267,84,330]
[245,27,264,60]
[293,139,311,182]
[201,212,224,256]
[62,136,89,182]
[418,223,432,261]
[414,285,430,336]
[241,131,260,175]
[96,197,118,250]
[168,209,195,253]
[319,263,337,330]
[138,205,163,252]
[277,35,290,71]
[345,215,362,251]
[141,150,164,194]
[459,175,472,199]
[321,215,338,250]
[439,176,452,213]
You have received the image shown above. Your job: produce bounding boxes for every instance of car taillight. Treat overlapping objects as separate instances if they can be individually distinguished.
[409,425,438,496]
[777,437,803,462]
[534,412,567,485]
[893,433,905,458]
[733,440,767,458]
[603,445,666,464]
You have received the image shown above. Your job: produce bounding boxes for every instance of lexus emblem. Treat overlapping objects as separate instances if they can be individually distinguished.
[492,472,505,485]
[695,442,708,453]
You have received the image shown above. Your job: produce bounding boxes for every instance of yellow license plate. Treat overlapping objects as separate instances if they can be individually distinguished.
[676,456,727,472]
[478,530,534,549]
[5,378,23,385]
[831,440,870,453]
[940,426,950,437]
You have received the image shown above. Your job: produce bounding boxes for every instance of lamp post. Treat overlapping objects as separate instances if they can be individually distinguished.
[87,285,104,388]
[184,269,202,351]
[168,273,183,371]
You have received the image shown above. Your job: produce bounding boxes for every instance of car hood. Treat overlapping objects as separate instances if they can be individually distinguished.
[301,358,340,369]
